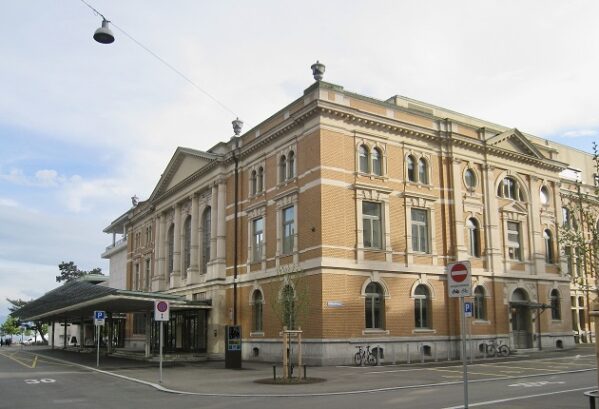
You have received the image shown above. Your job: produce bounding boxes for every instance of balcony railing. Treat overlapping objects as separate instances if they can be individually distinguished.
[105,237,127,252]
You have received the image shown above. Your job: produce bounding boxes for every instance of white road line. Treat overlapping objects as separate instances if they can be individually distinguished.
[440,386,594,409]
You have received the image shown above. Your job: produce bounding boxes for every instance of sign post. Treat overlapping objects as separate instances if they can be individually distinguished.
[93,311,106,368]
[154,300,170,383]
[448,261,472,409]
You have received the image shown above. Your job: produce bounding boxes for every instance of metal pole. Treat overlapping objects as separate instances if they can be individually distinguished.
[159,321,164,383]
[96,325,100,368]
[233,151,239,326]
[460,296,469,408]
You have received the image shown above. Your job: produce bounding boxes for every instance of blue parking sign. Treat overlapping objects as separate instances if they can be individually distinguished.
[464,302,473,317]
[94,311,106,320]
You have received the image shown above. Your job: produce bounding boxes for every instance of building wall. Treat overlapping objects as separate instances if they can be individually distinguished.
[104,79,597,364]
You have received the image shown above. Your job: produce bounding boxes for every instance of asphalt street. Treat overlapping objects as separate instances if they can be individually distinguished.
[0,345,596,409]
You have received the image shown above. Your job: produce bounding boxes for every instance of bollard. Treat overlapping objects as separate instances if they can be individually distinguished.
[303,364,307,380]
[420,344,424,363]
[391,343,396,365]
[377,345,381,366]
[407,344,411,364]
[273,365,276,380]
[434,343,438,362]
[584,390,598,409]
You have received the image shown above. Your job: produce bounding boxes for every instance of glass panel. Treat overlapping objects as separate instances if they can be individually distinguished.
[407,156,415,182]
[283,206,295,254]
[372,148,382,176]
[359,145,369,173]
[363,202,382,249]
[253,218,264,261]
[418,159,428,184]
[288,151,295,179]
[465,169,476,189]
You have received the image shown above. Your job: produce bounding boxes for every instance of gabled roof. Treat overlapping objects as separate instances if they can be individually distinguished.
[486,128,546,160]
[148,147,221,201]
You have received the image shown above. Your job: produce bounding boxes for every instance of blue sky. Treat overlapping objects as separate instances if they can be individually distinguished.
[1,1,599,324]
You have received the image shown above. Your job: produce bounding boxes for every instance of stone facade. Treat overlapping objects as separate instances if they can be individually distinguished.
[105,75,598,365]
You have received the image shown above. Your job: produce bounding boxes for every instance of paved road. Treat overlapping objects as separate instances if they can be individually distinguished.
[0,346,596,409]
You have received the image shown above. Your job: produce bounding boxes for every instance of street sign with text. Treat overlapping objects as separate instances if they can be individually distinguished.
[447,261,472,298]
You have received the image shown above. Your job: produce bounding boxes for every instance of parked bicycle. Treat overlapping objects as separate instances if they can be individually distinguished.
[353,345,378,366]
[485,339,510,357]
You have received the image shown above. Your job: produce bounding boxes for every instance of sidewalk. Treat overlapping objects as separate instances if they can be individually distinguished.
[19,344,597,396]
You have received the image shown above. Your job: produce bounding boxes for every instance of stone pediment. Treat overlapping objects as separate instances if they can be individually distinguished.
[500,200,528,215]
[486,128,545,159]
[149,147,220,200]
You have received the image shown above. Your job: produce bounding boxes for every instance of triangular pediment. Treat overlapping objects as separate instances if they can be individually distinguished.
[500,200,528,215]
[149,147,219,200]
[486,128,545,159]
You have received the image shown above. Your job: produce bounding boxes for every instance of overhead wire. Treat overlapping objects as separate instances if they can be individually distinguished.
[79,0,240,119]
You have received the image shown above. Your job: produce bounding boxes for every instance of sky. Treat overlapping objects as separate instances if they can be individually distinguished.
[2,1,599,324]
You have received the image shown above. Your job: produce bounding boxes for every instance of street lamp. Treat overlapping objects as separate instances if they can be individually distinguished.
[93,18,115,44]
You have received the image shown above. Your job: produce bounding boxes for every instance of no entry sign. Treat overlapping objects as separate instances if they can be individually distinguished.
[447,261,472,298]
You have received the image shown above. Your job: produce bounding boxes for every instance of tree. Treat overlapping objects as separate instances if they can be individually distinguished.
[0,316,20,339]
[56,261,103,283]
[268,264,310,330]
[7,298,48,343]
[558,142,599,342]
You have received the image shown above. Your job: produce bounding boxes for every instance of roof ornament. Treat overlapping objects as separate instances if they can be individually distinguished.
[131,195,139,207]
[311,60,325,81]
[232,117,243,136]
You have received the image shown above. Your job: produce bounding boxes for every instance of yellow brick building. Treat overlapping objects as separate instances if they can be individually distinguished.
[113,65,596,364]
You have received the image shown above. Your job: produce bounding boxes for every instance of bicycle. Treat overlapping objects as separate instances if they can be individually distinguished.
[485,339,510,357]
[353,345,377,366]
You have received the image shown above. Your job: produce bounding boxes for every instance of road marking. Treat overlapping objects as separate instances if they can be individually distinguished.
[24,378,56,384]
[0,351,37,368]
[440,386,593,408]
[509,380,565,387]
[429,367,503,377]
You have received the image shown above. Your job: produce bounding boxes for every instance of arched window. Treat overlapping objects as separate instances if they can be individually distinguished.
[288,151,295,179]
[359,145,369,173]
[252,290,263,332]
[201,207,211,274]
[544,229,553,263]
[167,224,174,274]
[474,286,486,320]
[550,289,561,320]
[279,155,287,182]
[498,177,522,200]
[372,148,382,176]
[251,170,257,195]
[418,158,428,184]
[467,218,481,258]
[414,285,430,328]
[183,216,191,275]
[540,186,550,205]
[407,155,416,182]
[464,168,476,190]
[365,282,385,329]
[257,167,264,193]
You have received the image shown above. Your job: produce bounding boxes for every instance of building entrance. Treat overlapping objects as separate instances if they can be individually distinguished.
[511,288,533,349]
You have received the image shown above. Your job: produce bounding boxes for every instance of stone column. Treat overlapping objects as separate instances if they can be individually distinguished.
[528,176,543,274]
[171,204,181,288]
[451,158,468,260]
[210,184,218,262]
[216,181,227,263]
[153,214,162,291]
[189,194,200,281]
[482,164,502,273]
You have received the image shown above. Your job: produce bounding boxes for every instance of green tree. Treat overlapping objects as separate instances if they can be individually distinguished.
[56,261,103,283]
[7,298,48,343]
[268,264,310,330]
[1,316,21,339]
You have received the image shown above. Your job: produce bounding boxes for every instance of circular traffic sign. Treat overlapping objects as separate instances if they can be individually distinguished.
[156,301,168,312]
[450,263,468,282]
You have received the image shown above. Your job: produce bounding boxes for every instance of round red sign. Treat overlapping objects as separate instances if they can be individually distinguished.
[156,301,168,312]
[450,263,468,282]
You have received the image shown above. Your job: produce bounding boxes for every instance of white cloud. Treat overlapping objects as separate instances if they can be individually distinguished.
[0,198,18,208]
[561,129,599,139]
[35,169,63,186]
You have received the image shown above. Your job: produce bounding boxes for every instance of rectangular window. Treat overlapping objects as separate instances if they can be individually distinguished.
[282,206,295,254]
[362,202,382,249]
[252,218,264,262]
[411,209,429,253]
[507,221,521,260]
[145,259,151,291]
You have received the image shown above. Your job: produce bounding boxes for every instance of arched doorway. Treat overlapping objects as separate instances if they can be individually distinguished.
[510,288,533,349]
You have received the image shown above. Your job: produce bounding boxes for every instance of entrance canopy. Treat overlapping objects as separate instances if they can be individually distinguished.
[13,279,211,323]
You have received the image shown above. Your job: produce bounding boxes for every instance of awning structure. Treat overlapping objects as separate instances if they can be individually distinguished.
[13,279,211,323]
